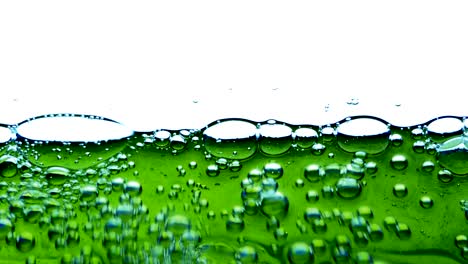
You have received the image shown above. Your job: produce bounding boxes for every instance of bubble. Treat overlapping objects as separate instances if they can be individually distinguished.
[427,117,463,141]
[247,169,263,183]
[353,231,369,247]
[311,239,327,255]
[235,246,258,263]
[80,185,98,202]
[390,155,408,170]
[204,120,258,160]
[303,164,324,182]
[0,218,13,238]
[124,181,142,196]
[274,227,288,241]
[321,186,334,199]
[336,178,362,199]
[259,122,293,156]
[365,162,377,174]
[260,191,289,218]
[229,160,242,172]
[306,190,319,203]
[455,235,468,248]
[16,115,133,142]
[287,242,314,264]
[216,158,228,170]
[16,232,35,252]
[422,161,435,172]
[261,178,278,192]
[154,130,171,147]
[336,118,390,154]
[396,223,411,239]
[389,134,403,147]
[304,207,322,223]
[45,166,70,186]
[333,246,351,263]
[383,216,398,232]
[295,179,304,188]
[393,184,408,198]
[411,127,425,140]
[437,136,468,175]
[420,196,434,209]
[226,215,244,232]
[367,223,383,241]
[311,143,326,156]
[206,164,220,177]
[165,214,191,235]
[170,135,187,151]
[294,128,318,149]
[412,141,425,153]
[354,251,373,264]
[437,169,454,183]
[0,155,18,178]
[263,163,283,179]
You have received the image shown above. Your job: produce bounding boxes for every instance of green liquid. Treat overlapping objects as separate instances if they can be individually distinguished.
[0,115,467,263]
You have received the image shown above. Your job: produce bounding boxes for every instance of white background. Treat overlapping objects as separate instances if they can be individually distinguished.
[1,1,467,131]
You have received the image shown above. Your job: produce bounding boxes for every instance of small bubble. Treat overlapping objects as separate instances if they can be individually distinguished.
[390,155,408,170]
[206,164,220,177]
[288,242,314,264]
[306,190,319,203]
[336,178,362,199]
[393,184,408,198]
[419,196,434,209]
[437,169,454,183]
[263,163,283,179]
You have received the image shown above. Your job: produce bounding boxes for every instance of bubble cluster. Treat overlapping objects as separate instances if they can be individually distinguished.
[0,114,465,263]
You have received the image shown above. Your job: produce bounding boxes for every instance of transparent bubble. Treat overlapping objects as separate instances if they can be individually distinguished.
[393,184,408,198]
[203,120,258,160]
[390,155,408,170]
[336,118,390,154]
[263,163,283,179]
[420,196,434,209]
[206,164,220,177]
[259,123,293,156]
[437,169,454,183]
[260,191,289,218]
[336,178,362,199]
[306,190,319,203]
[287,242,314,264]
[437,136,468,175]
[235,245,258,263]
[303,164,324,182]
[294,128,318,149]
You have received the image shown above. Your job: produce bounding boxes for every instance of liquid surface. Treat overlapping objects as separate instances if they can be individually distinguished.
[0,114,467,264]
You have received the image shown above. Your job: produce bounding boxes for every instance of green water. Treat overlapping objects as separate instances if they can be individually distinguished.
[0,114,467,263]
